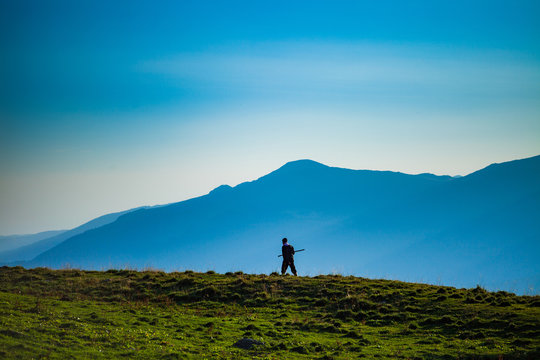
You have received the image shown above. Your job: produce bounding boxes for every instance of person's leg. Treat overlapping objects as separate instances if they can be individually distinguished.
[290,261,297,276]
[281,260,288,275]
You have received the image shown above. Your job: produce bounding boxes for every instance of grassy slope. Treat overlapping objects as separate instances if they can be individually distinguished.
[0,267,538,359]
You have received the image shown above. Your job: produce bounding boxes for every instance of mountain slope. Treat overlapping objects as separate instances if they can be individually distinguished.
[27,155,540,293]
[0,207,152,264]
[0,230,66,253]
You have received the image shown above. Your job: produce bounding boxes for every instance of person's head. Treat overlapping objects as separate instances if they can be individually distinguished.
[282,237,288,244]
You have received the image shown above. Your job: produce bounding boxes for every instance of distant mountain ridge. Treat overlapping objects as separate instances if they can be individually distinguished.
[0,207,152,264]
[0,230,66,253]
[18,155,540,294]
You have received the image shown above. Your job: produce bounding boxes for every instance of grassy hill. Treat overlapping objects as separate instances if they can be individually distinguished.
[0,266,538,359]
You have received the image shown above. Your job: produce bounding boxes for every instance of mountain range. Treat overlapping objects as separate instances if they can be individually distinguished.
[0,207,150,263]
[3,155,539,294]
[0,230,66,253]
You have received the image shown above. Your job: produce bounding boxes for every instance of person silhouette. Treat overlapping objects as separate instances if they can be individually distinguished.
[281,237,297,276]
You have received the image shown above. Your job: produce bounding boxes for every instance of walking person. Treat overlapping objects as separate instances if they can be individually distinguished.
[281,237,297,276]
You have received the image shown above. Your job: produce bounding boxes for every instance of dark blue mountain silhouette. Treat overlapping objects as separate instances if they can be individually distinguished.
[0,230,66,253]
[0,207,150,263]
[25,155,540,294]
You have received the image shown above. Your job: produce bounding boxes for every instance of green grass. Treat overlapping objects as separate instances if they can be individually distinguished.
[0,266,539,359]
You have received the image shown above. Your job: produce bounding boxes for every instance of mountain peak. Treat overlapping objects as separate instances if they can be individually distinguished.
[259,159,331,181]
[209,184,232,195]
[278,159,329,171]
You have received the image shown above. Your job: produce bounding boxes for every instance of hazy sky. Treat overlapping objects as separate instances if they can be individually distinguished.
[1,1,540,234]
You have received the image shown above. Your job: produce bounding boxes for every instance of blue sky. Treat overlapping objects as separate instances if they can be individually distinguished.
[1,1,540,234]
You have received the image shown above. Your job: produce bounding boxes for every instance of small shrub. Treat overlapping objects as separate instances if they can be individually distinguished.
[344,330,364,339]
[471,285,487,294]
[355,311,368,321]
[177,278,195,287]
[439,315,454,324]
[459,331,485,340]
[291,345,308,354]
[497,299,512,307]
[243,324,259,331]
[336,309,354,320]
[198,286,218,299]
[230,293,242,302]
[378,305,393,314]
[59,322,75,329]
